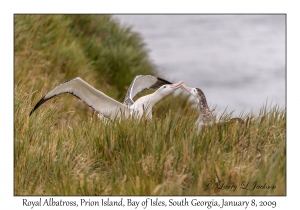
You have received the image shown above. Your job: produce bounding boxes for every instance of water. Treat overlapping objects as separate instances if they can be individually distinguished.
[114,15,286,116]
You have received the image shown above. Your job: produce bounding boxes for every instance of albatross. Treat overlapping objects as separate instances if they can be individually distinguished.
[181,84,244,130]
[123,75,173,106]
[29,76,184,120]
[94,75,173,120]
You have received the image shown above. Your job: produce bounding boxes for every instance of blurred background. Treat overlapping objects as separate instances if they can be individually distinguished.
[114,15,286,116]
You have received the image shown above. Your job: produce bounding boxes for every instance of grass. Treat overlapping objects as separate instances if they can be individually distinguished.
[14,15,286,195]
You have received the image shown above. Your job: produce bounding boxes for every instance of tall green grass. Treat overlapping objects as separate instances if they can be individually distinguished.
[15,88,285,195]
[14,15,286,195]
[15,14,155,107]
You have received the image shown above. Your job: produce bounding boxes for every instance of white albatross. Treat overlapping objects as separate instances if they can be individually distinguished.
[181,84,244,130]
[123,75,173,106]
[29,77,184,120]
[96,75,173,120]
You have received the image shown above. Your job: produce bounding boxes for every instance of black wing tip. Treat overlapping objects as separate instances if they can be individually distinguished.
[157,77,172,84]
[149,77,173,89]
[29,97,48,116]
[29,109,34,116]
[29,103,40,116]
[28,78,82,117]
[137,75,172,85]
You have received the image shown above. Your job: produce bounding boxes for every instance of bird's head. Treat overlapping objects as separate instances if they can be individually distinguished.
[181,83,200,98]
[155,80,184,97]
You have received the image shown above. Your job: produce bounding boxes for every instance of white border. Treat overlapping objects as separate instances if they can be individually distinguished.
[3,0,298,209]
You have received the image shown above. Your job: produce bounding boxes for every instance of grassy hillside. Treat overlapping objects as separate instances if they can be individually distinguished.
[15,15,157,118]
[14,15,286,195]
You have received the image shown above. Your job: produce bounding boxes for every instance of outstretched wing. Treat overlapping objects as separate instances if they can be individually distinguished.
[29,77,129,120]
[124,75,172,106]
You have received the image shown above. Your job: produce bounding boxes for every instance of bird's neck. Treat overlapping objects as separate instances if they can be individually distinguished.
[137,91,164,107]
[198,93,209,112]
[198,96,214,123]
[133,92,164,118]
[148,91,166,105]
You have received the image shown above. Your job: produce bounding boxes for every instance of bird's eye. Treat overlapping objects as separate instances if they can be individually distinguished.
[164,86,166,88]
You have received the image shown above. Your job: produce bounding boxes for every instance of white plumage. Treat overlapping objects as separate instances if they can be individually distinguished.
[29,76,183,120]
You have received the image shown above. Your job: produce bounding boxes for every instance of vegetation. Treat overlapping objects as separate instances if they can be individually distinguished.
[14,15,286,195]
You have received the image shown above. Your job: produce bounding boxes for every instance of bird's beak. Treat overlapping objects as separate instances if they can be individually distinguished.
[170,80,184,89]
[181,83,192,92]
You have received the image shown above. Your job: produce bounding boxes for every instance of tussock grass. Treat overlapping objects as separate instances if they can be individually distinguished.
[15,86,285,195]
[14,15,285,195]
[15,14,155,113]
